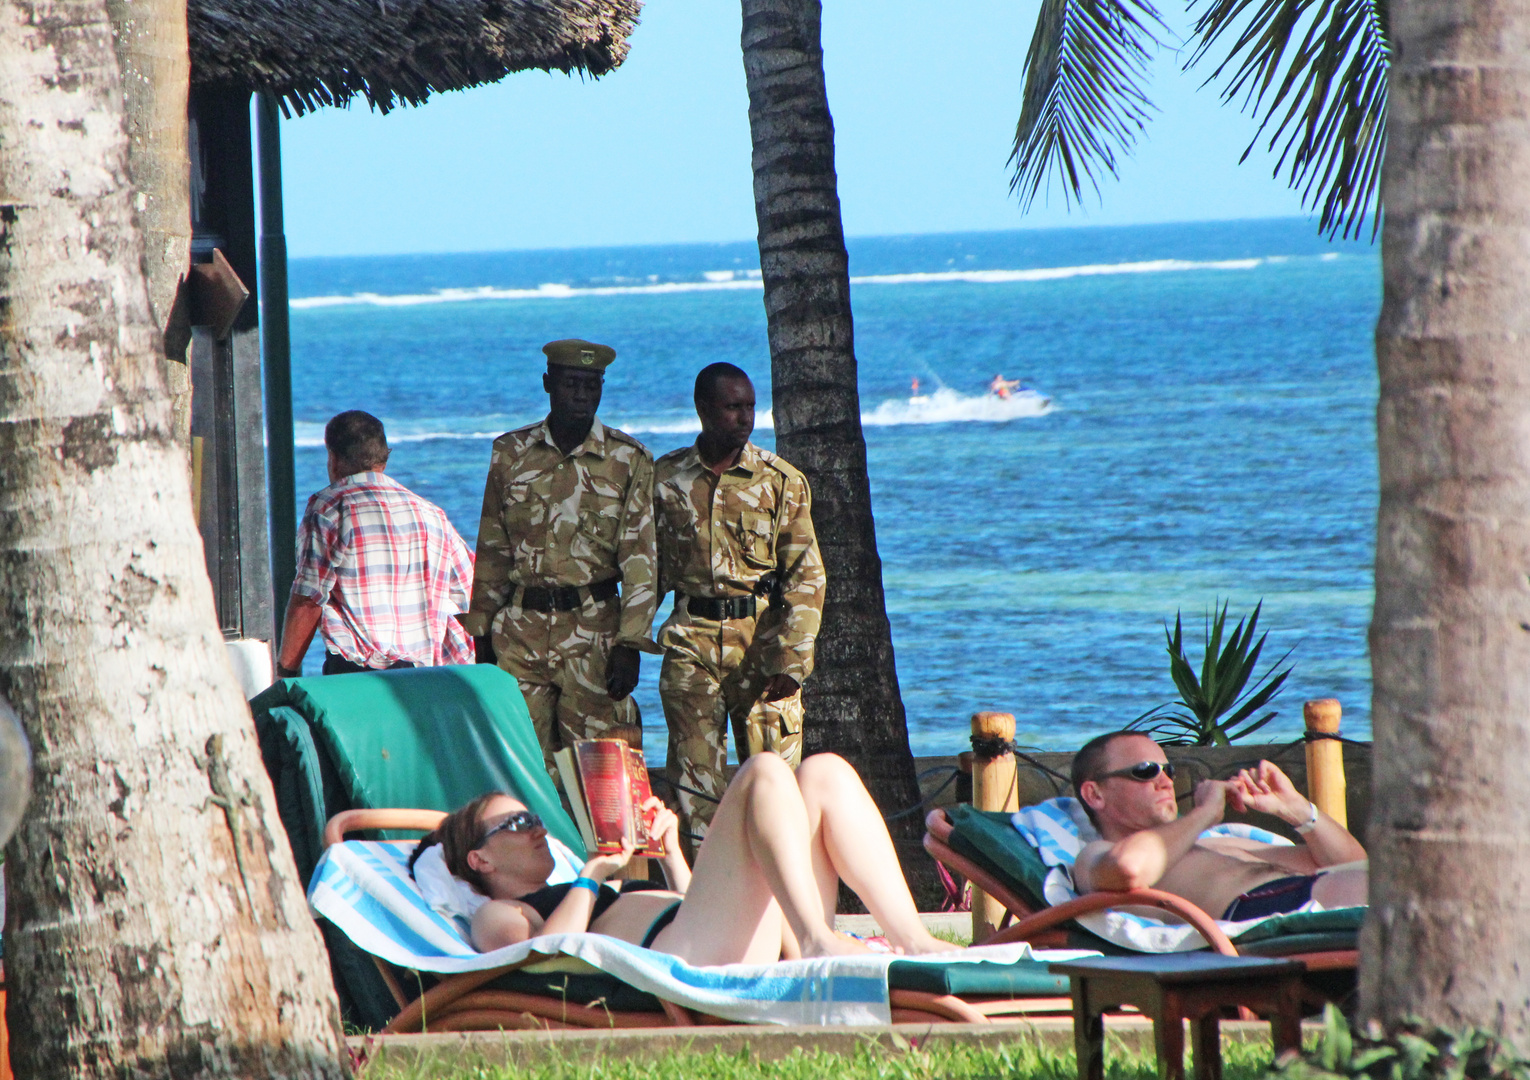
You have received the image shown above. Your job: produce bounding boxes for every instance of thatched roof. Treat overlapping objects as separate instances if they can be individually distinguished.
[189,0,641,114]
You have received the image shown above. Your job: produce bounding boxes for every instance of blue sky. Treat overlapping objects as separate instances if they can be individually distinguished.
[278,0,1316,257]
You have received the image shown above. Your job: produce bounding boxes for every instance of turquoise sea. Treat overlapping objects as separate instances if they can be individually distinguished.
[287,218,1381,762]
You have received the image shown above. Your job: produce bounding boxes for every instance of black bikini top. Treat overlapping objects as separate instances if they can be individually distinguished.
[515,878,665,924]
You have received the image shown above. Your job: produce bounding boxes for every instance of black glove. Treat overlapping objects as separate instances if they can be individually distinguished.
[753,571,786,611]
[606,644,640,700]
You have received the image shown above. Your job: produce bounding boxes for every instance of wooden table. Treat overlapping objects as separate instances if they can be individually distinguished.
[1049,954,1305,1080]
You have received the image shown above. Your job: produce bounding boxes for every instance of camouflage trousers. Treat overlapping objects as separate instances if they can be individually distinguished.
[492,595,640,777]
[658,606,803,844]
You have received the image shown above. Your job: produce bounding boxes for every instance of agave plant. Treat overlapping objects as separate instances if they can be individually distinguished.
[1130,599,1293,746]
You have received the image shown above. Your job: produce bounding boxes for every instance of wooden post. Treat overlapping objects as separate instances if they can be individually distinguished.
[190,435,203,528]
[1303,699,1347,829]
[971,711,1019,940]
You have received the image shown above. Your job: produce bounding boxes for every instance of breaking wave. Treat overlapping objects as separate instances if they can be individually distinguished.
[289,256,1269,311]
[850,258,1259,287]
[293,391,1048,448]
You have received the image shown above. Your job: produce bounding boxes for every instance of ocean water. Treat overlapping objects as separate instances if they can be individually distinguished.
[287,218,1381,761]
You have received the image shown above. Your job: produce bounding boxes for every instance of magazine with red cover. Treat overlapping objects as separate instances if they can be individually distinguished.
[572,739,664,858]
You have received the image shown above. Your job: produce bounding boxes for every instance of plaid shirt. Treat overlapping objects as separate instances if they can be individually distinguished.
[292,471,474,668]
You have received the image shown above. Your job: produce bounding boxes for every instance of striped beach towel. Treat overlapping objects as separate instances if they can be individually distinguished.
[308,839,1066,1025]
[1011,797,1320,953]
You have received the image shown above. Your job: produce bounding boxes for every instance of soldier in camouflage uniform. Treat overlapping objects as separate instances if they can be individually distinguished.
[653,363,826,842]
[460,339,660,774]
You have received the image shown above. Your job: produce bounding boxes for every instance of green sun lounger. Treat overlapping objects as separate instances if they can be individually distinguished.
[925,804,1362,1004]
[252,665,584,1027]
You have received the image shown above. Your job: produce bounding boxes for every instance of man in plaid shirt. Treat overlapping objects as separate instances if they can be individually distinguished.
[275,411,474,677]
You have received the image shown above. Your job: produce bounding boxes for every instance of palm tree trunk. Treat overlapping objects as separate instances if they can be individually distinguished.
[1363,0,1530,1045]
[107,0,193,444]
[740,0,936,906]
[0,0,348,1074]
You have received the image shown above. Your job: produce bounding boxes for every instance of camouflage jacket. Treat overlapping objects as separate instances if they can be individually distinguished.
[653,441,825,682]
[464,417,659,651]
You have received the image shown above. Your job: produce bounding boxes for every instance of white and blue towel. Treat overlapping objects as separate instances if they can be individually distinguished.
[1010,797,1321,953]
[308,839,1092,1026]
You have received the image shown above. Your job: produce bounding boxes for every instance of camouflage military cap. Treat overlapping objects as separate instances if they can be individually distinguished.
[543,339,617,371]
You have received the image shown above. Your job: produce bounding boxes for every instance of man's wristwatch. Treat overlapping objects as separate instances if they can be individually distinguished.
[1293,800,1320,834]
[275,662,303,680]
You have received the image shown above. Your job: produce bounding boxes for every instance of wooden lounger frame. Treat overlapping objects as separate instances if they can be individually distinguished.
[321,809,1075,1033]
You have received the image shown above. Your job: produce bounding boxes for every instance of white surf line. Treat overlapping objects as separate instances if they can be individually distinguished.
[294,393,1057,447]
[291,278,765,309]
[848,257,1262,286]
[290,256,1267,310]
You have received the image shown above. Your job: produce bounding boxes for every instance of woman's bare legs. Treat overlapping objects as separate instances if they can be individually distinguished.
[651,753,949,964]
[652,753,855,965]
[795,754,949,955]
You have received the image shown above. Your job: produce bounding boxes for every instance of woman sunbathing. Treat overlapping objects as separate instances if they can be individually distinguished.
[411,752,951,965]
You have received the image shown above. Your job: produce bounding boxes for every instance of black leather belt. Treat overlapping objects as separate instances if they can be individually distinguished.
[685,594,757,620]
[513,578,620,613]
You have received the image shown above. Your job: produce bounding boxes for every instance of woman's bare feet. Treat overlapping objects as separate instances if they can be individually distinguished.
[798,929,874,958]
[889,930,959,955]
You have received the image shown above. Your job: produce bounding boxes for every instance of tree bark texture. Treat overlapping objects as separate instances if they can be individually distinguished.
[106,0,192,444]
[740,0,935,906]
[1363,0,1530,1045]
[0,0,349,1074]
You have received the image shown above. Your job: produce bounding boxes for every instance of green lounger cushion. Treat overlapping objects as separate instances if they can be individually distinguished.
[887,957,1070,996]
[944,804,1052,909]
[252,665,584,861]
[258,703,335,890]
[1232,906,1364,942]
[1232,906,1364,950]
[1238,931,1361,956]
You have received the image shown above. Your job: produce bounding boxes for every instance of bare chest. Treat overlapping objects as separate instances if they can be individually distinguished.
[1154,843,1293,917]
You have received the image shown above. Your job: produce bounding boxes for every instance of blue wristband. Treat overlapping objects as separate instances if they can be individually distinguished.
[571,876,601,895]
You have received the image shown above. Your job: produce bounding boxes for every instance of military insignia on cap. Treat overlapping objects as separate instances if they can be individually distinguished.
[543,338,616,370]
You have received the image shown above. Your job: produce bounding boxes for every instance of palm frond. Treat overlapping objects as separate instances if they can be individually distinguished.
[1188,0,1389,239]
[1009,0,1168,208]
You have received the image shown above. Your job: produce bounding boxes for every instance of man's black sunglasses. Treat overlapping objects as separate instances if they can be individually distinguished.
[476,810,543,846]
[1095,761,1176,783]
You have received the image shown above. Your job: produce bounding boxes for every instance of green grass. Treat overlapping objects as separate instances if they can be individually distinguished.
[929,927,973,947]
[357,1035,1280,1080]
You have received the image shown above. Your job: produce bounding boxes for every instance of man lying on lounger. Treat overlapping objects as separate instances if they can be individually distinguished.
[1071,732,1368,921]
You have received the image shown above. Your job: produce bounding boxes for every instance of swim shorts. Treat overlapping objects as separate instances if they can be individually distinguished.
[1222,874,1318,921]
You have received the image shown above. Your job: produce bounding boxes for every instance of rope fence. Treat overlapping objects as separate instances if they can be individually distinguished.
[642,725,1370,832]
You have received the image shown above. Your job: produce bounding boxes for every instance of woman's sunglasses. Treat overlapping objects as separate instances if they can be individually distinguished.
[476,809,543,846]
[1095,761,1176,783]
